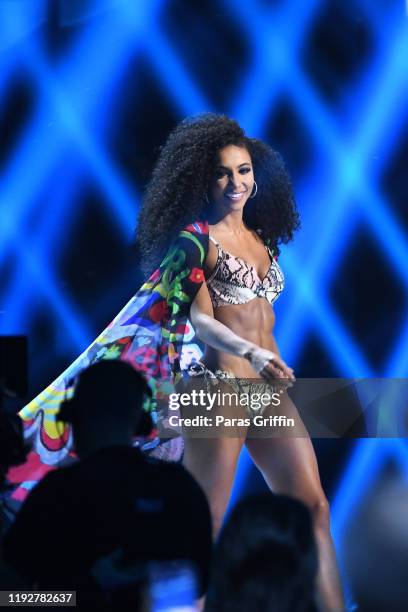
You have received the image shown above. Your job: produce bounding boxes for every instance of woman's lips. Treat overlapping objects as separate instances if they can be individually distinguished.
[225,191,246,201]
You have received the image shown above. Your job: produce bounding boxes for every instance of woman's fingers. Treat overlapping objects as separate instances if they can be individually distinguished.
[259,369,292,393]
[245,347,295,381]
[261,356,295,382]
[271,355,294,379]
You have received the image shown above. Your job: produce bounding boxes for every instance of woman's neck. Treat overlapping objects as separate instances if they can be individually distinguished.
[209,210,247,237]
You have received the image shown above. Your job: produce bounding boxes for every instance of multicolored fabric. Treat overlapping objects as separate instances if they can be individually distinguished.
[207,234,284,307]
[17,221,209,468]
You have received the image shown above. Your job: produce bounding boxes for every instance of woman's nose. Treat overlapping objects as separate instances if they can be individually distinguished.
[229,173,241,189]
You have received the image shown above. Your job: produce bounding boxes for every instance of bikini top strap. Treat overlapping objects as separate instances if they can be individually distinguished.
[209,235,219,246]
[255,230,274,259]
[265,243,274,258]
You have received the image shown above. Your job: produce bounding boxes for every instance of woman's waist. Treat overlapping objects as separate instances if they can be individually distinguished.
[200,348,265,379]
[212,302,276,337]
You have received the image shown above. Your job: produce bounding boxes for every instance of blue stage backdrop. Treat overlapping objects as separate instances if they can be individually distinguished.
[1,0,407,595]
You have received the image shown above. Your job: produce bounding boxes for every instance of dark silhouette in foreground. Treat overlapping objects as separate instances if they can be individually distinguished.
[3,361,212,606]
[205,493,318,612]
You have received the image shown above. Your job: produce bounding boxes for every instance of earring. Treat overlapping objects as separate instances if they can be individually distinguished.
[249,181,258,199]
[205,193,210,204]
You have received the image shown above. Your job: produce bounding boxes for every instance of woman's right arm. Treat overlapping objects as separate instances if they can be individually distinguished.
[189,282,294,381]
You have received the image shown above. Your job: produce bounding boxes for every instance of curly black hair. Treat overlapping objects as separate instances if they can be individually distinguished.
[136,113,300,277]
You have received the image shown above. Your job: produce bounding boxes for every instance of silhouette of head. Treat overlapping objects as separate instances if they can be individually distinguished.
[206,493,318,612]
[58,361,153,449]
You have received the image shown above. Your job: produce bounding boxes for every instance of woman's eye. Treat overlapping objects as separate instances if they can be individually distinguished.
[214,167,251,179]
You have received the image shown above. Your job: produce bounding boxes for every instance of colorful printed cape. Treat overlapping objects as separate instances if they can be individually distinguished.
[15,221,210,475]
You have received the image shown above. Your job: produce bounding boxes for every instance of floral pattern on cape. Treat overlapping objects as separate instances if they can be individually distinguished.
[18,221,209,466]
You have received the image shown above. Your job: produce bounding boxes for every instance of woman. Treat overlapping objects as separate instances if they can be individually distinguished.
[135,113,344,611]
[16,114,343,610]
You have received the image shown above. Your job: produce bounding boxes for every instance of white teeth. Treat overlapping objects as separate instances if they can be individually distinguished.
[226,192,245,200]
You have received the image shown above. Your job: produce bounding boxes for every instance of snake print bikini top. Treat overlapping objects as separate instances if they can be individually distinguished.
[206,234,285,308]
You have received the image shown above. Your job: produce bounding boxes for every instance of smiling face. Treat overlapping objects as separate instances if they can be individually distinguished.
[208,144,255,212]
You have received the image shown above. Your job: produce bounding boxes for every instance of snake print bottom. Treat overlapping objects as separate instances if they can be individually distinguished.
[184,360,279,419]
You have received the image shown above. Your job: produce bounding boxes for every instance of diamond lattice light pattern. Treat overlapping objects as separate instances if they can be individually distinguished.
[0,1,407,602]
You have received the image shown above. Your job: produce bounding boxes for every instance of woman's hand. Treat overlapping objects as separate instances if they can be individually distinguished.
[244,346,295,382]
